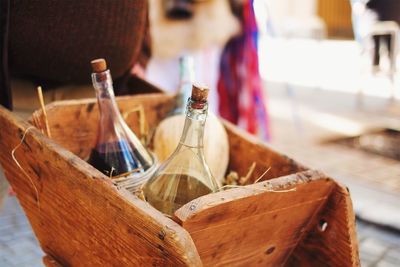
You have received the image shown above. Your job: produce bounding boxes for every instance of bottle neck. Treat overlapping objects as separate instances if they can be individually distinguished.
[179,99,208,148]
[92,70,122,131]
[175,56,194,114]
[92,70,126,139]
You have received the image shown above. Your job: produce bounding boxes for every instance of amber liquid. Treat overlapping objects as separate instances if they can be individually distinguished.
[144,174,213,216]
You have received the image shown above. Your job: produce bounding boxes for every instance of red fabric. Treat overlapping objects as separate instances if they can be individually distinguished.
[218,0,270,140]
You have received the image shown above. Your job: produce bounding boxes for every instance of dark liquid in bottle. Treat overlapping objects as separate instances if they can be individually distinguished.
[88,140,149,176]
[143,174,213,216]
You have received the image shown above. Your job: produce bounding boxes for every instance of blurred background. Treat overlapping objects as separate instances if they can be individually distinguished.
[1,0,400,266]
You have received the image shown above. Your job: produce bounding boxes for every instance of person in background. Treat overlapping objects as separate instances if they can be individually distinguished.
[365,0,400,70]
[218,0,270,140]
[146,0,240,113]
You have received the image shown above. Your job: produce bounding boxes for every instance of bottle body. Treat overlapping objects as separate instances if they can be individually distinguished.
[144,86,219,216]
[88,62,154,183]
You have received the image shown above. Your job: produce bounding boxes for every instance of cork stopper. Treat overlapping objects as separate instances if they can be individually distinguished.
[91,58,107,73]
[191,84,209,102]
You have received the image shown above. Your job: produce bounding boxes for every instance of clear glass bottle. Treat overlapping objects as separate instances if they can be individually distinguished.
[88,59,155,186]
[153,55,229,185]
[174,55,194,114]
[143,85,219,216]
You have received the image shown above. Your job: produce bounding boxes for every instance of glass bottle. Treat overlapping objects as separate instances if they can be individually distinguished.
[153,56,229,185]
[174,55,194,114]
[88,59,155,187]
[143,85,219,216]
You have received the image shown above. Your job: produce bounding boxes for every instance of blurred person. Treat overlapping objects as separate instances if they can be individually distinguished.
[365,0,400,69]
[146,0,240,113]
[350,0,377,47]
[218,0,270,140]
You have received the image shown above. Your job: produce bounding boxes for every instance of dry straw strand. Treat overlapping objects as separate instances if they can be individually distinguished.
[37,86,52,138]
[254,166,272,184]
[220,166,296,193]
[31,114,45,135]
[11,126,40,209]
[240,162,257,185]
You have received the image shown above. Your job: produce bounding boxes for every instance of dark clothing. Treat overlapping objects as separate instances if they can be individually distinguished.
[0,0,10,109]
[1,0,149,109]
[373,34,392,66]
[366,0,400,24]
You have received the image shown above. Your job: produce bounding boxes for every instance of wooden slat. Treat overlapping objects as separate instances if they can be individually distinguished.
[175,170,335,266]
[286,183,360,267]
[31,94,306,182]
[31,93,175,160]
[43,255,63,267]
[223,121,308,183]
[0,106,201,266]
[1,93,359,266]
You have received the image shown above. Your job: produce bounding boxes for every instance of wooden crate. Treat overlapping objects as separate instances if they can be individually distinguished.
[0,93,360,266]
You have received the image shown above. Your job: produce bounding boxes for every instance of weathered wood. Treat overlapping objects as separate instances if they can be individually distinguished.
[31,93,306,181]
[31,94,175,160]
[43,255,63,267]
[223,120,308,183]
[286,183,360,267]
[175,170,339,266]
[0,92,359,266]
[0,106,201,266]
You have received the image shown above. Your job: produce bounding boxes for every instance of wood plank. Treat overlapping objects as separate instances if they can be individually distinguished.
[175,170,335,266]
[223,121,308,183]
[285,183,360,267]
[2,92,359,266]
[31,93,175,160]
[43,255,63,267]
[0,106,201,266]
[31,94,306,182]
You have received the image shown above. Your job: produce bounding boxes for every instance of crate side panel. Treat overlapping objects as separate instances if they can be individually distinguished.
[223,121,308,183]
[285,184,360,267]
[0,106,201,266]
[31,93,174,160]
[176,171,335,266]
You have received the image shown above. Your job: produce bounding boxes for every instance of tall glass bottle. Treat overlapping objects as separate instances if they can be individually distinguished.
[153,56,229,184]
[143,85,219,216]
[88,59,155,188]
[174,56,194,114]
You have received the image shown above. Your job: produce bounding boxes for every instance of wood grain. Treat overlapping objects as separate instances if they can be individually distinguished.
[175,170,336,266]
[286,183,360,267]
[43,255,63,267]
[31,93,306,182]
[0,92,359,266]
[0,106,201,266]
[223,120,308,182]
[31,93,175,160]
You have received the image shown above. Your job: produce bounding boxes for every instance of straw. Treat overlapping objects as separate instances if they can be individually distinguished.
[11,126,40,209]
[37,86,52,138]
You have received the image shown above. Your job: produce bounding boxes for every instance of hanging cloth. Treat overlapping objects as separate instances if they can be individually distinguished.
[217,0,270,140]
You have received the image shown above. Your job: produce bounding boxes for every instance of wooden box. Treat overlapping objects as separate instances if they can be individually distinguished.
[0,93,360,266]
